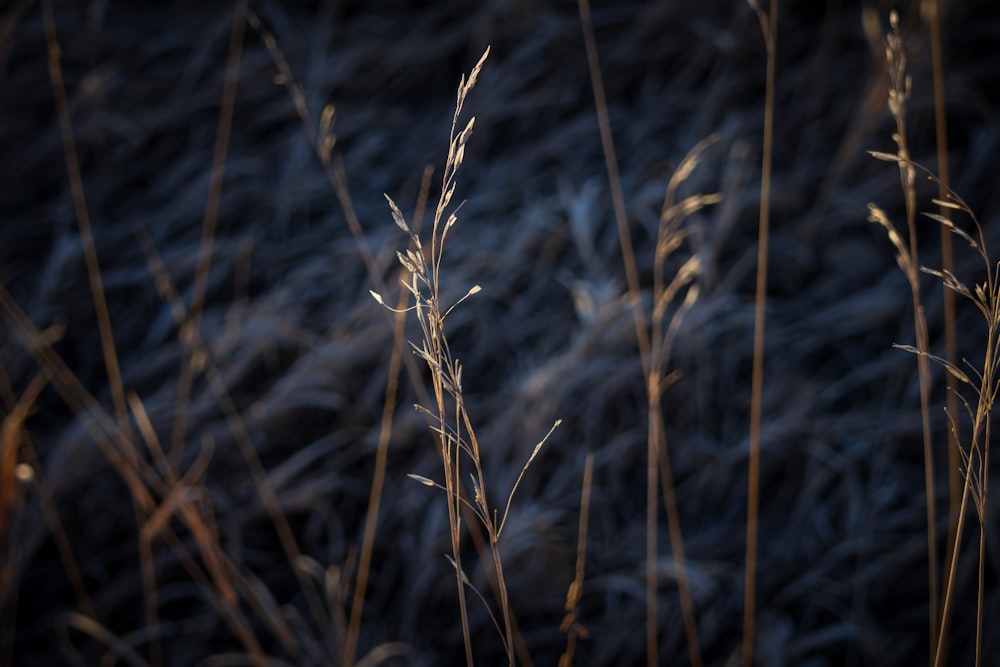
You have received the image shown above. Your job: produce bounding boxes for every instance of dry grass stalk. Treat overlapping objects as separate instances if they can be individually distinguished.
[165,0,246,483]
[577,2,715,665]
[923,3,960,655]
[866,11,939,660]
[574,5,655,662]
[742,1,777,665]
[373,47,560,667]
[344,165,433,667]
[921,190,997,667]
[651,137,720,667]
[872,153,1000,667]
[875,127,1000,663]
[42,1,165,661]
[245,13,441,664]
[871,10,1000,667]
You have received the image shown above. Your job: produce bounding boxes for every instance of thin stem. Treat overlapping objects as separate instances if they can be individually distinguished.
[975,525,984,667]
[926,6,961,644]
[344,166,434,666]
[743,2,777,665]
[576,1,655,663]
[885,13,938,655]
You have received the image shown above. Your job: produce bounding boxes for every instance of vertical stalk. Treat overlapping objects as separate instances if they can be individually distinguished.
[575,2,656,664]
[926,3,960,656]
[743,2,777,665]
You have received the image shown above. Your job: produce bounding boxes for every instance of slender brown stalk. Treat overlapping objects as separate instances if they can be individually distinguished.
[742,2,777,665]
[190,1,244,322]
[656,417,702,667]
[938,198,1000,665]
[925,4,959,654]
[40,0,129,436]
[41,5,159,663]
[929,234,997,666]
[883,16,939,657]
[249,22,507,664]
[645,412,658,667]
[245,10,432,415]
[168,0,246,469]
[869,147,1000,667]
[244,16,454,661]
[575,2,657,662]
[934,467,970,667]
[651,138,718,667]
[577,5,712,665]
[575,0,650,371]
[462,509,535,667]
[344,165,433,666]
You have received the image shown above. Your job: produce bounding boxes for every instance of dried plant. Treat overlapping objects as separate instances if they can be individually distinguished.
[870,11,1000,667]
[865,11,938,659]
[577,2,718,664]
[372,47,560,667]
[872,154,1000,667]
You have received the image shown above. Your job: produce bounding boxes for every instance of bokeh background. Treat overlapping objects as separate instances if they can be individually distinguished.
[3,0,1000,665]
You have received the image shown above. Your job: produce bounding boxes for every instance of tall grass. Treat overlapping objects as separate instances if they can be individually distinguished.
[871,159,1000,667]
[577,2,718,665]
[869,11,1000,667]
[867,12,939,658]
[372,48,561,666]
[924,4,962,621]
